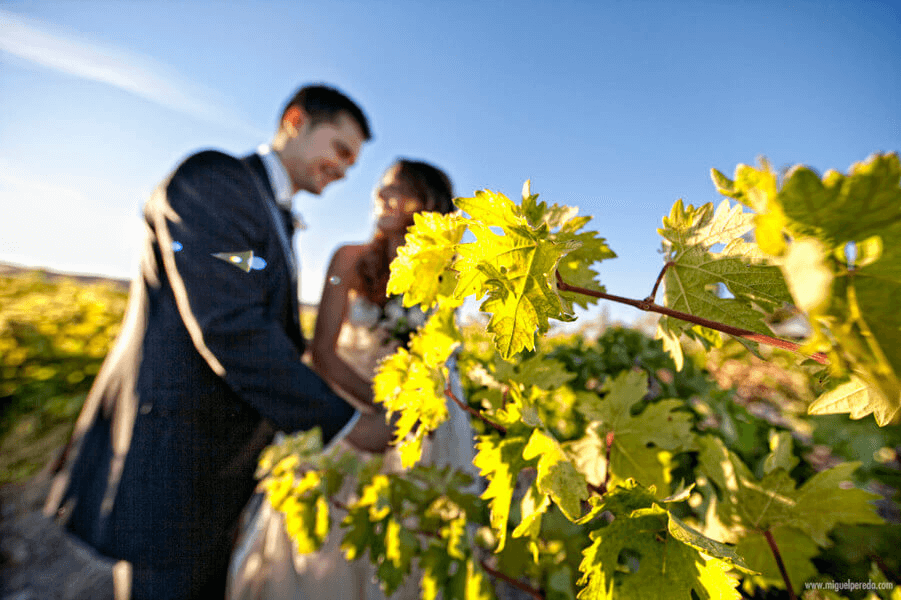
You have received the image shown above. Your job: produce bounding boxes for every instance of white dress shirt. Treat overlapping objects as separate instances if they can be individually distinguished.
[256,144,361,448]
[257,144,294,210]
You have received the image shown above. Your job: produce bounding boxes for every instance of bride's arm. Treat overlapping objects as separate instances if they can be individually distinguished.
[310,245,378,412]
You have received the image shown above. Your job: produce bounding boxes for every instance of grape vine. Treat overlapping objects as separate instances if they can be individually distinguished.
[260,153,900,599]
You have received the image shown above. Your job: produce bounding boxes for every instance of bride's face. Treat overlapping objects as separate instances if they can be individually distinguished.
[373,165,423,234]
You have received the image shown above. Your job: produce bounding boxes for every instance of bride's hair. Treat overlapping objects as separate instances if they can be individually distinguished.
[357,159,455,306]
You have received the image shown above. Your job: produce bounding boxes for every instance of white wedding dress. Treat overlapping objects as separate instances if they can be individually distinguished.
[226,293,478,600]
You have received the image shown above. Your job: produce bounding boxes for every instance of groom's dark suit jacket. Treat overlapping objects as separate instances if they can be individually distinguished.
[45,150,356,599]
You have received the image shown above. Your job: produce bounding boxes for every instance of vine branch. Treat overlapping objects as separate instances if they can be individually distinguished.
[556,271,828,365]
[480,560,544,600]
[587,482,605,496]
[764,529,796,600]
[646,261,674,304]
[445,383,507,434]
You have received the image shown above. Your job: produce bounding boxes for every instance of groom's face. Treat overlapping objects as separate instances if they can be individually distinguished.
[282,110,365,195]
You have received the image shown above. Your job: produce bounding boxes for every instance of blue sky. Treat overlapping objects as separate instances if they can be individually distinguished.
[1,1,899,326]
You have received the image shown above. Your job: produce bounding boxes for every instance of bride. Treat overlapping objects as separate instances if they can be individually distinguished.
[227,159,478,600]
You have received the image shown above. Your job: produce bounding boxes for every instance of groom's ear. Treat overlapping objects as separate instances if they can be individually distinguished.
[282,105,308,136]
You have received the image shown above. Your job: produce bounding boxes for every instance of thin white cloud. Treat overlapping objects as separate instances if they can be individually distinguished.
[0,9,265,138]
[0,167,84,202]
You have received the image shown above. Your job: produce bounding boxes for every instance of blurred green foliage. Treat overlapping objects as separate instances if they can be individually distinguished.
[457,323,901,598]
[1,271,127,482]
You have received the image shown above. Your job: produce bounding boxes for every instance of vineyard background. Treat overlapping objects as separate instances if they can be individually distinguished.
[2,259,900,598]
[0,263,315,481]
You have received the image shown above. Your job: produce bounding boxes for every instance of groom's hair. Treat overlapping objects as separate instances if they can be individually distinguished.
[280,85,372,140]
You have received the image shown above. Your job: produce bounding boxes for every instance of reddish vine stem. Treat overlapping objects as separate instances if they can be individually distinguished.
[763,529,796,600]
[445,384,507,435]
[646,261,674,304]
[413,527,441,540]
[587,482,605,496]
[870,553,900,583]
[480,560,544,600]
[556,271,829,365]
[604,430,615,491]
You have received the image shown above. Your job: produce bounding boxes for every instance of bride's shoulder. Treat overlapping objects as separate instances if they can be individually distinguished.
[330,244,368,267]
[327,244,368,285]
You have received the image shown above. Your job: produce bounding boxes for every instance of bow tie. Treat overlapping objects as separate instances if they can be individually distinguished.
[279,208,307,235]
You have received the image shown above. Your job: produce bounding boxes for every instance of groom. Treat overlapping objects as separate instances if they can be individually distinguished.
[43,85,390,599]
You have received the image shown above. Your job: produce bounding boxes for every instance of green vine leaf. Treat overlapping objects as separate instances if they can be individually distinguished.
[778,154,901,246]
[577,481,743,600]
[519,181,617,310]
[697,435,882,590]
[256,427,323,479]
[384,516,418,574]
[511,480,552,560]
[420,542,453,600]
[712,153,901,424]
[340,497,380,562]
[455,229,578,359]
[573,370,696,496]
[372,346,445,468]
[547,565,578,600]
[762,430,799,475]
[387,211,467,309]
[807,376,881,420]
[710,160,785,254]
[791,461,886,546]
[656,198,791,366]
[372,304,462,467]
[277,472,330,554]
[473,433,530,553]
[337,466,487,598]
[522,428,589,522]
[448,557,494,600]
[454,186,608,359]
[494,353,578,392]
